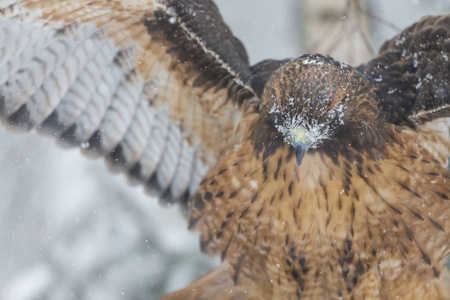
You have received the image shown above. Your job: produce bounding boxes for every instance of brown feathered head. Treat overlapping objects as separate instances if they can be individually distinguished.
[261,54,387,165]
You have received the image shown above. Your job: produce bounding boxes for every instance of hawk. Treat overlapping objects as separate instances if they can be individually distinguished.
[0,0,449,299]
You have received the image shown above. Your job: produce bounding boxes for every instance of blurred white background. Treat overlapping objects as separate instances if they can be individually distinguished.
[0,1,449,299]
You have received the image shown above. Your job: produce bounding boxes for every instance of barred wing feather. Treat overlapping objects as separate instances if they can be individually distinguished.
[0,0,257,207]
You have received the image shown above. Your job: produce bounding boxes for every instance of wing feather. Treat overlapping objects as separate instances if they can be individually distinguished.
[40,32,118,134]
[0,0,258,206]
[115,95,155,167]
[95,75,144,154]
[139,109,170,181]
[358,14,450,125]
[169,138,195,200]
[155,123,183,191]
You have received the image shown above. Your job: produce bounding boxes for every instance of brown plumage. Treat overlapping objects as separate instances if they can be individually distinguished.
[0,1,449,299]
[186,55,450,299]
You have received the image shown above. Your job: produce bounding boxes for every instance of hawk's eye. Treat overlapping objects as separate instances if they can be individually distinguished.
[293,126,312,145]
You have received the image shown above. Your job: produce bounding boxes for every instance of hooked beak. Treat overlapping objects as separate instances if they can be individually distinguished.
[295,140,310,165]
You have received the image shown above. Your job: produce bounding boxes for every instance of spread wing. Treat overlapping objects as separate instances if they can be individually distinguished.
[358,14,450,125]
[0,0,277,207]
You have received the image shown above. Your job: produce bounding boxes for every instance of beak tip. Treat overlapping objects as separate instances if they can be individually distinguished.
[295,141,310,166]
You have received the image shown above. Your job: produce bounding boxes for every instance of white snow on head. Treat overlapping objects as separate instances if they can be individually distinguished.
[300,57,324,66]
[269,95,348,148]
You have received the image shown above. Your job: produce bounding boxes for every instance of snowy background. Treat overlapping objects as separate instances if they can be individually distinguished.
[1,1,449,299]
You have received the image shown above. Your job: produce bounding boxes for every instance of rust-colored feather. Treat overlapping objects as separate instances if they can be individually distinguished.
[188,51,450,299]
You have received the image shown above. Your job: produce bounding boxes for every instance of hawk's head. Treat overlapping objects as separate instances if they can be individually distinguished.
[259,54,385,165]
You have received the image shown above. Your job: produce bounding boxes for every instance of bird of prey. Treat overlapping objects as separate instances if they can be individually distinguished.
[0,0,449,299]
